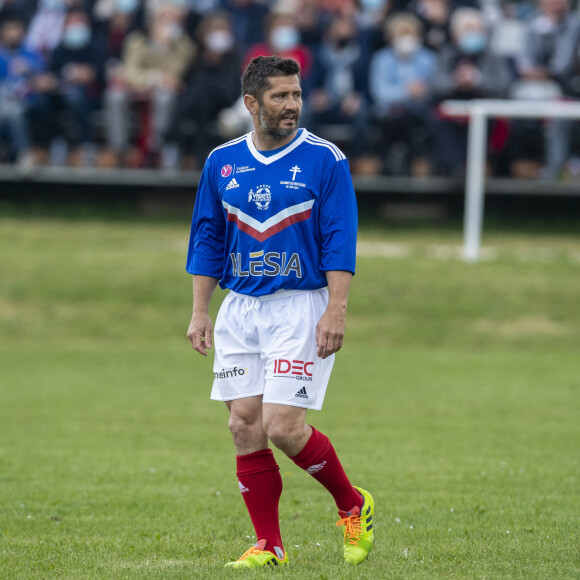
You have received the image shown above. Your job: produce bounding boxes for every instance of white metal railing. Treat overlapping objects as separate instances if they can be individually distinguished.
[440,99,580,262]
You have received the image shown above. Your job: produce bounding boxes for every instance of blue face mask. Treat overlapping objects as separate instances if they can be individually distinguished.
[270,26,300,52]
[116,0,138,14]
[63,25,92,50]
[360,0,385,10]
[458,32,487,55]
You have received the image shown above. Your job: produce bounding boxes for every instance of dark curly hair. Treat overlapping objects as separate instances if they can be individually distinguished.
[241,56,301,104]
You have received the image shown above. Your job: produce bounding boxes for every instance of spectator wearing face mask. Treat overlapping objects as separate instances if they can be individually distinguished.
[302,14,369,162]
[514,0,580,179]
[403,0,480,51]
[244,11,313,80]
[164,11,240,169]
[433,7,511,176]
[33,8,106,166]
[103,2,196,167]
[0,15,46,167]
[368,12,437,175]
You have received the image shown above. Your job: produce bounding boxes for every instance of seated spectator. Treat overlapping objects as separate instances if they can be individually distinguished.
[103,2,196,167]
[209,0,267,54]
[292,0,326,50]
[0,15,46,167]
[165,11,240,168]
[406,0,453,51]
[97,0,142,68]
[302,14,369,161]
[94,0,144,47]
[356,0,389,54]
[368,12,437,175]
[432,7,511,176]
[244,10,313,81]
[34,8,106,166]
[515,0,580,179]
[406,0,480,51]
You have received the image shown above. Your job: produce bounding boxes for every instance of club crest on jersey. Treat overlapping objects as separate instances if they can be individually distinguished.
[248,184,271,210]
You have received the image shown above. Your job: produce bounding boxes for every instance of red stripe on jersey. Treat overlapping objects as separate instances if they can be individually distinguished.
[226,209,312,241]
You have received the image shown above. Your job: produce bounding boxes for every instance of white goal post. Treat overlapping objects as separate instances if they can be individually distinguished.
[440,99,580,262]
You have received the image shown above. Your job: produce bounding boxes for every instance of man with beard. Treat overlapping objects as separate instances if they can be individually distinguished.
[185,56,373,569]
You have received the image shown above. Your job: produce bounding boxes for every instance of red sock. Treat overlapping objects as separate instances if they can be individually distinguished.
[290,427,362,512]
[236,448,284,554]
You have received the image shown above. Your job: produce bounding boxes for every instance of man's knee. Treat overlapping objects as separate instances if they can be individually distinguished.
[226,396,265,451]
[262,405,309,455]
[228,410,259,439]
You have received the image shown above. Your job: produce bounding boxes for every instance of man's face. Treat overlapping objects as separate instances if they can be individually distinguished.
[257,75,302,140]
[1,22,25,50]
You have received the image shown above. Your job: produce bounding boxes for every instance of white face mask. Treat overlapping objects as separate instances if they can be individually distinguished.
[205,30,234,54]
[270,26,300,52]
[393,35,420,57]
[166,22,184,41]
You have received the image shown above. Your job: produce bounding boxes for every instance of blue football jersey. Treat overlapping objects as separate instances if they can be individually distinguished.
[186,129,358,297]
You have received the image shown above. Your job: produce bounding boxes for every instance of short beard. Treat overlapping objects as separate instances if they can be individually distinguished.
[258,106,298,141]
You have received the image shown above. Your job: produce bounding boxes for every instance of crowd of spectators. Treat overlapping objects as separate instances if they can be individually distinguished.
[1,0,580,177]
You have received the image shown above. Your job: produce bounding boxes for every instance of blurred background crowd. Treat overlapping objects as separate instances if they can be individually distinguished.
[1,0,580,178]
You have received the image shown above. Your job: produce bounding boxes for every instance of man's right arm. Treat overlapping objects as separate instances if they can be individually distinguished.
[187,274,219,356]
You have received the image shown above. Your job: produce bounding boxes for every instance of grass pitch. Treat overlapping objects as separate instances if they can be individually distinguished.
[0,215,579,579]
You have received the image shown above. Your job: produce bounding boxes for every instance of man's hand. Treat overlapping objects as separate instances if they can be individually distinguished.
[316,306,346,359]
[316,271,352,359]
[187,311,213,356]
[188,275,219,356]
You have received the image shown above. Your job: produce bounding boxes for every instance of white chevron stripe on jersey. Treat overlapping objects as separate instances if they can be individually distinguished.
[208,133,249,158]
[222,199,315,241]
[305,134,346,161]
[306,132,343,156]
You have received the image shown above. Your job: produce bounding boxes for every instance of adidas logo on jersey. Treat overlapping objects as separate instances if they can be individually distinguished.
[295,386,308,399]
[238,481,250,493]
[226,178,239,190]
[306,461,326,475]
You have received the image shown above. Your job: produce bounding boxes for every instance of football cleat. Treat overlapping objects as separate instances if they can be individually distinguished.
[336,486,375,565]
[225,539,288,569]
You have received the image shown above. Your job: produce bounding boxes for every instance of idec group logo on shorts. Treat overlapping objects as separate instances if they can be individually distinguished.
[221,164,233,178]
[273,359,314,382]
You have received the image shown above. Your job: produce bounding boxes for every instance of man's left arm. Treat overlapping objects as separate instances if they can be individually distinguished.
[316,270,352,360]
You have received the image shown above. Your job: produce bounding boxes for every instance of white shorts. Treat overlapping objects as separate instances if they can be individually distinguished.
[210,289,335,410]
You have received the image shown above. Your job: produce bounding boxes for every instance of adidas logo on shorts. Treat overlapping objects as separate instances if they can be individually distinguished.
[226,178,239,190]
[295,386,308,399]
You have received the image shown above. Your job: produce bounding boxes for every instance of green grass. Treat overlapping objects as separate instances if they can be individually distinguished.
[1,216,579,579]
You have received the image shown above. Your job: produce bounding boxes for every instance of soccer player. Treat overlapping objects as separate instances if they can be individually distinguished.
[186,56,374,569]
